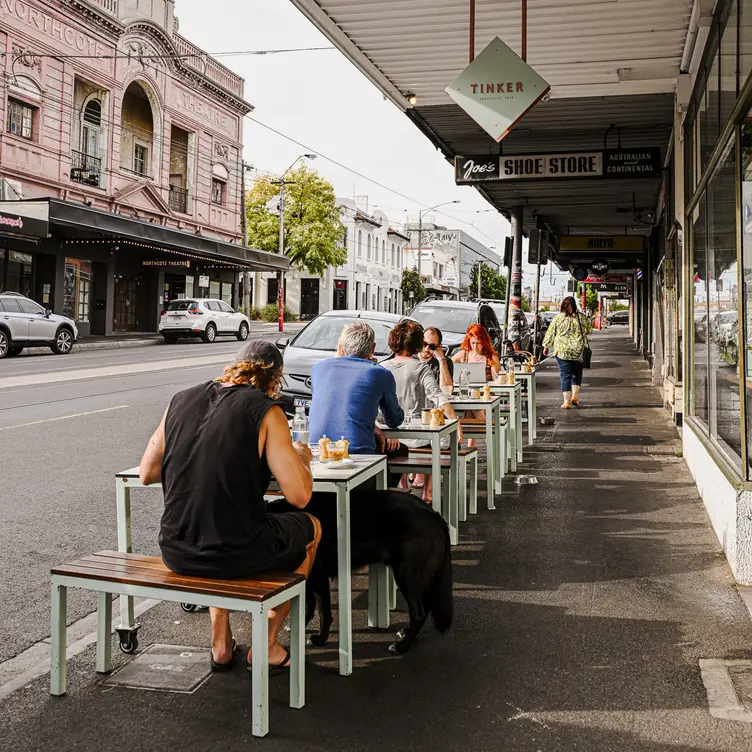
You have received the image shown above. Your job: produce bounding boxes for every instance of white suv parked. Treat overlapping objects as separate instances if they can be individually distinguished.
[0,292,78,358]
[159,298,251,344]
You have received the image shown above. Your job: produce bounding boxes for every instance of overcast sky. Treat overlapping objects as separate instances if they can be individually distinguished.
[177,0,569,296]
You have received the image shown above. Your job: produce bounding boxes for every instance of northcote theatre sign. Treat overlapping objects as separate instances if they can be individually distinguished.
[455,149,662,183]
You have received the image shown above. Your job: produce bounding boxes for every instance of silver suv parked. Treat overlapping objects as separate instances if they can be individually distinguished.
[0,292,78,358]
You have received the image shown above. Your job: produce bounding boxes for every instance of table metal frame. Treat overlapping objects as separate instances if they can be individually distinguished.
[378,420,459,543]
[515,371,537,445]
[473,382,523,469]
[115,454,389,677]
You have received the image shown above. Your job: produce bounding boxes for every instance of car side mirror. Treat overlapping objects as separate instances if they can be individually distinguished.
[45,309,52,317]
[276,337,290,349]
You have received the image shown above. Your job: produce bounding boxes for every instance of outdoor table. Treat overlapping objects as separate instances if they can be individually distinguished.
[515,370,537,445]
[114,454,388,678]
[449,395,502,509]
[472,381,523,470]
[378,418,460,543]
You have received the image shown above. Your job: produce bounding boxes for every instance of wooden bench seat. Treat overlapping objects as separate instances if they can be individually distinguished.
[50,551,306,737]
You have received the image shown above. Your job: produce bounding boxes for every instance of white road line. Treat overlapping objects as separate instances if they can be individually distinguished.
[0,597,160,703]
[0,405,130,431]
[0,353,231,390]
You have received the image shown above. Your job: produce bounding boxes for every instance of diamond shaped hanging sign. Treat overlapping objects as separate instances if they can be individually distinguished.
[446,36,550,142]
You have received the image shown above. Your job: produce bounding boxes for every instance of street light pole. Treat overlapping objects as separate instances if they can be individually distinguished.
[273,153,317,333]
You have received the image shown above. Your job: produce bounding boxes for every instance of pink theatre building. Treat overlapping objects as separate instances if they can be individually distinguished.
[0,0,287,336]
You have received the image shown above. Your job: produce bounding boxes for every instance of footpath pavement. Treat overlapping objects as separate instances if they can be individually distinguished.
[4,330,752,750]
[21,321,305,354]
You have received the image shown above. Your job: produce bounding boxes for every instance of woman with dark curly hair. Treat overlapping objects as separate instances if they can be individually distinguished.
[381,320,461,502]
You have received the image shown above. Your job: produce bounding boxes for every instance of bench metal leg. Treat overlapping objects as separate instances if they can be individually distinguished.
[469,455,478,515]
[368,563,390,629]
[448,430,458,545]
[96,592,112,674]
[431,436,442,516]
[251,605,270,737]
[289,585,305,711]
[115,482,135,633]
[50,581,67,696]
[458,456,468,523]
[389,568,397,611]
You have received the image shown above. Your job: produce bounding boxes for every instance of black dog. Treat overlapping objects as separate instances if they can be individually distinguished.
[301,489,453,655]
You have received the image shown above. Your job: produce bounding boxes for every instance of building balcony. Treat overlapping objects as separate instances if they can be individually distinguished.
[169,185,189,214]
[173,34,243,97]
[70,151,102,187]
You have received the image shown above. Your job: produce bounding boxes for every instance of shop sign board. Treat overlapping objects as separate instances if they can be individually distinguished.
[591,283,629,293]
[0,201,49,237]
[582,274,631,284]
[455,151,661,184]
[198,275,210,288]
[559,236,645,252]
[445,36,550,142]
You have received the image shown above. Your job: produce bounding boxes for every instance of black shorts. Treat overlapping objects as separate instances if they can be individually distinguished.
[261,505,316,573]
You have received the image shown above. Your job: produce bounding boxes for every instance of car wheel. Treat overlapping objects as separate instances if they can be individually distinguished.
[50,327,74,355]
[236,322,249,341]
[0,330,10,359]
[201,323,217,344]
[163,337,177,344]
[7,346,23,357]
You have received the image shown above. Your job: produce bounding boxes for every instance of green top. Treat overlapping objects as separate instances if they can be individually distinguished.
[542,312,593,360]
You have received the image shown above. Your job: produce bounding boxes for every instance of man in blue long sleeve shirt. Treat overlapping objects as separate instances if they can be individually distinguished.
[309,322,404,454]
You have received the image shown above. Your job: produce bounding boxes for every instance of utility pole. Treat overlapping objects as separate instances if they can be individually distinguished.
[533,259,541,356]
[508,207,524,342]
[277,179,286,333]
[241,161,251,318]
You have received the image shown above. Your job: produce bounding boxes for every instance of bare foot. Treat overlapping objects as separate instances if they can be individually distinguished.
[212,633,235,664]
[560,402,571,409]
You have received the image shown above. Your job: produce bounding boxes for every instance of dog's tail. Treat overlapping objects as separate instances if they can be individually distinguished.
[429,524,453,633]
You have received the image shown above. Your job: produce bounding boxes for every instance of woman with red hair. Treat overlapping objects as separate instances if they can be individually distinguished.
[452,323,501,382]
[452,324,501,447]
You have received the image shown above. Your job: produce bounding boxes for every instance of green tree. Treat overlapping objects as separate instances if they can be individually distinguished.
[401,268,426,310]
[469,263,506,299]
[245,165,346,275]
[521,295,531,313]
[577,283,599,313]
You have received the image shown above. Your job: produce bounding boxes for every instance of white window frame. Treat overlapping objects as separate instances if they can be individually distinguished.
[133,140,149,177]
[211,179,226,205]
[7,98,34,140]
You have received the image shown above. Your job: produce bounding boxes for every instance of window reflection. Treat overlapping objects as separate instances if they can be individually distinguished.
[693,195,709,423]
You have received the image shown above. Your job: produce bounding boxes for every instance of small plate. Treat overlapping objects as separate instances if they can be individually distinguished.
[321,458,354,467]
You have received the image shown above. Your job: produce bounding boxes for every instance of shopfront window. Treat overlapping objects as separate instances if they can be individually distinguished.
[6,250,33,297]
[707,138,742,465]
[740,120,752,471]
[741,0,752,88]
[692,194,709,423]
[63,258,92,323]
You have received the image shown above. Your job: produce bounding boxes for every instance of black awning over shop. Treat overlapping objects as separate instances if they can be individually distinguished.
[14,198,290,272]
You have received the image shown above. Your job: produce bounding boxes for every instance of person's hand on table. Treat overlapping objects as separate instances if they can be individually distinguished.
[386,438,401,452]
[293,441,312,467]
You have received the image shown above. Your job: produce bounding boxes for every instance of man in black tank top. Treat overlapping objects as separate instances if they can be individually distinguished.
[139,340,321,672]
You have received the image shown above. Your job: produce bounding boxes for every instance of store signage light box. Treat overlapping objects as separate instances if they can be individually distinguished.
[446,36,550,142]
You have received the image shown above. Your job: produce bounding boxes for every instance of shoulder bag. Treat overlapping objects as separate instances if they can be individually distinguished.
[576,314,592,369]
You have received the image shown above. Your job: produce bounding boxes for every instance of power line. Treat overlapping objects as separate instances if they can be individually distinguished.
[0,47,334,62]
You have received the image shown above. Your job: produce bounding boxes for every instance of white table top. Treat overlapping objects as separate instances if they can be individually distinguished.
[118,455,386,486]
[449,395,502,408]
[470,381,522,391]
[378,418,459,434]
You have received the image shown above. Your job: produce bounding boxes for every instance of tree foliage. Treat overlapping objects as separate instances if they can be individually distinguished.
[245,165,346,276]
[469,263,506,300]
[401,268,426,309]
[577,283,599,313]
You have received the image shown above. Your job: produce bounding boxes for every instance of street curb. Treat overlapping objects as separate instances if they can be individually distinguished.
[20,323,307,356]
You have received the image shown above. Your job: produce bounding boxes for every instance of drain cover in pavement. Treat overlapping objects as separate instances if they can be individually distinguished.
[103,644,212,694]
[700,659,752,721]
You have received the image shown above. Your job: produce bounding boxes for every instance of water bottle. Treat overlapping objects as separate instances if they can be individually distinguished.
[292,404,309,445]
[459,368,470,399]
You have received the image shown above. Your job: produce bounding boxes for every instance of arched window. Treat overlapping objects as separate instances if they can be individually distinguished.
[81,100,101,157]
[382,239,386,263]
[367,234,372,260]
[391,243,396,267]
[358,230,362,257]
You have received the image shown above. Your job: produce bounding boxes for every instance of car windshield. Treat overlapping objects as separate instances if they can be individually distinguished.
[410,305,475,334]
[166,300,197,311]
[291,316,394,355]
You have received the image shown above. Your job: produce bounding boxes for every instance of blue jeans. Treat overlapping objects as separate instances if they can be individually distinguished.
[555,357,583,392]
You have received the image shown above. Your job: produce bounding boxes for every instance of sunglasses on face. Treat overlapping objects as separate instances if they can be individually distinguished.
[423,342,439,351]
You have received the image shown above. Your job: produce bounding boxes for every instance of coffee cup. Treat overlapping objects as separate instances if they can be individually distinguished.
[470,388,480,399]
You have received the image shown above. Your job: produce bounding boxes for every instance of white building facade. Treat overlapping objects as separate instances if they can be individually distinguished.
[257,198,410,317]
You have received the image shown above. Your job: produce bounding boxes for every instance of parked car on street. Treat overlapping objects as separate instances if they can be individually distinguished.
[158,298,251,344]
[411,299,504,356]
[276,309,412,405]
[0,292,78,359]
[608,310,630,325]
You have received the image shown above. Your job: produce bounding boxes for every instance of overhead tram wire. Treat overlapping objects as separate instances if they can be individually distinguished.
[0,47,335,62]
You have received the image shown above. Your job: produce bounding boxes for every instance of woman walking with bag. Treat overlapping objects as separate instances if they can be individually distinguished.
[542,296,593,409]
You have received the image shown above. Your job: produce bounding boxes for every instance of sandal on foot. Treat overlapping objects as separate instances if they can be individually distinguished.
[247,647,291,676]
[571,397,580,407]
[211,639,238,672]
[560,402,571,409]
[411,476,425,489]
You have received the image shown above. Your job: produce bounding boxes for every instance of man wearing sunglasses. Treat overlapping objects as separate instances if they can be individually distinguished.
[418,327,454,389]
